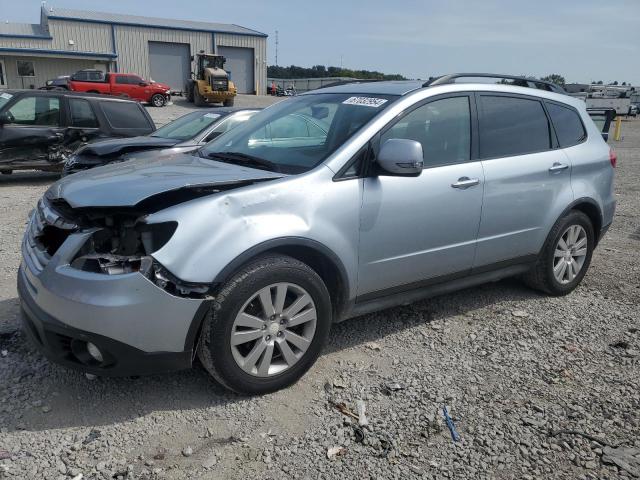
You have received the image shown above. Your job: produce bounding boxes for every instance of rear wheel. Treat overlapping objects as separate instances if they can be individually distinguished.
[151,94,166,107]
[524,210,594,295]
[197,255,332,394]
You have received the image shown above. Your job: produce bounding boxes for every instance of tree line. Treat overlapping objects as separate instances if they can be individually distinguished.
[267,64,406,80]
[267,67,633,87]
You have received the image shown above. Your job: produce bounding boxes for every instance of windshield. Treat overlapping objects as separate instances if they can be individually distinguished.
[203,56,225,69]
[151,111,223,141]
[0,92,13,110]
[200,93,396,173]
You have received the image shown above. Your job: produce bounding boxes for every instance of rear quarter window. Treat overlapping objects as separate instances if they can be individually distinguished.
[546,102,587,147]
[99,101,152,130]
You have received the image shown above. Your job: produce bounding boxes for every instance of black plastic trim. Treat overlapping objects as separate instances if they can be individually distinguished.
[212,236,351,302]
[347,258,536,320]
[355,254,537,304]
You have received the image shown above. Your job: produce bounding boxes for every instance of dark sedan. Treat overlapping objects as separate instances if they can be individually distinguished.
[62,107,260,175]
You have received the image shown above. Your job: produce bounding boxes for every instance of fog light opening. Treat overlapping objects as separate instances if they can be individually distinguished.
[86,342,104,363]
[70,339,107,367]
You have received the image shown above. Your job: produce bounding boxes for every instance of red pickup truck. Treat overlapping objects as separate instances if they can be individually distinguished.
[68,72,171,107]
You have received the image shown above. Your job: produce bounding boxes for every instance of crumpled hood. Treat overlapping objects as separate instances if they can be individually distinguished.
[47,151,284,208]
[78,136,180,157]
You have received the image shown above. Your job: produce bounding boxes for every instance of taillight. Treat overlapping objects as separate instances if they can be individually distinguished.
[609,148,617,168]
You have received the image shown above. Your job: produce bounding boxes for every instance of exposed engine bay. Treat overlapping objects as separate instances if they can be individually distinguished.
[42,193,221,298]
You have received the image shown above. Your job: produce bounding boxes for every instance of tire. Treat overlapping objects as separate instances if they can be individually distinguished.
[151,94,166,107]
[197,254,332,395]
[185,83,194,102]
[223,97,235,107]
[194,86,207,107]
[524,210,594,296]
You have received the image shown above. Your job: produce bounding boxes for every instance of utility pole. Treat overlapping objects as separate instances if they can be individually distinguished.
[275,30,279,66]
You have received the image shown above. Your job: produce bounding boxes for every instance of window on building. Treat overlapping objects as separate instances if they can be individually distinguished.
[546,102,586,147]
[380,96,471,167]
[17,60,35,78]
[6,96,60,126]
[69,99,98,128]
[479,96,551,158]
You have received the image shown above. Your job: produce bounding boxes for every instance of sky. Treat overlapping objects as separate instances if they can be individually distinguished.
[2,0,639,84]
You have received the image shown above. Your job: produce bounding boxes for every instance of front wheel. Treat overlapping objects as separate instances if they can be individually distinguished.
[223,97,235,107]
[524,210,594,295]
[197,255,332,394]
[151,93,166,107]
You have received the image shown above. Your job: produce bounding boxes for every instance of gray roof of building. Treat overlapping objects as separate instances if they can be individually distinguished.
[43,7,267,37]
[0,22,50,37]
[304,80,425,96]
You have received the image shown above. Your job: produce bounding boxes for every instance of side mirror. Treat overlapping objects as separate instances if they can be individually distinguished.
[377,138,423,176]
[0,113,9,126]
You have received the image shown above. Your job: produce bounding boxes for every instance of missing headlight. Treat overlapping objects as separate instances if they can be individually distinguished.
[69,219,211,298]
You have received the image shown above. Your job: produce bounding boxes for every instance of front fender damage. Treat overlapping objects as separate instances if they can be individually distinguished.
[51,180,277,298]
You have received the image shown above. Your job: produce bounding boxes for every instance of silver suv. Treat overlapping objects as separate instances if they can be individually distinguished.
[19,75,616,394]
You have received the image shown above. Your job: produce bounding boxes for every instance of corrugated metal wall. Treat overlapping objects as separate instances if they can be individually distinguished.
[0,37,52,49]
[115,26,210,81]
[0,56,97,89]
[48,20,113,53]
[216,33,266,94]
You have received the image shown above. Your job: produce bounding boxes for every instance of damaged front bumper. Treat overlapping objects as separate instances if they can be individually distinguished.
[18,200,208,376]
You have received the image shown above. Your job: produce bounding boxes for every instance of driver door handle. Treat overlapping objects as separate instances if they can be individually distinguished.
[549,162,569,172]
[451,177,480,189]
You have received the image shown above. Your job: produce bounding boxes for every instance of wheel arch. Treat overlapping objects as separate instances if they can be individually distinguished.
[564,197,603,245]
[213,237,351,321]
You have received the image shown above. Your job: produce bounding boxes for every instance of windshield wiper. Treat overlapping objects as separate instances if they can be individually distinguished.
[202,151,279,172]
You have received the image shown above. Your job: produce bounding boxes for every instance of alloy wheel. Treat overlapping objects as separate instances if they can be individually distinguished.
[553,225,588,284]
[230,282,317,377]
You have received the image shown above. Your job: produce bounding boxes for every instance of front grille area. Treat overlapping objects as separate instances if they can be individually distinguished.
[209,77,229,92]
[23,198,77,273]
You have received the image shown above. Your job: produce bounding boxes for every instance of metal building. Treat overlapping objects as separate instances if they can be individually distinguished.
[0,6,267,94]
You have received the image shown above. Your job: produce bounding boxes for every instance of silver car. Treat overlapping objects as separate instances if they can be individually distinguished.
[18,75,616,394]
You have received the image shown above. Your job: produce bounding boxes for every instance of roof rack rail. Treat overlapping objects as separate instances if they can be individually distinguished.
[424,73,566,94]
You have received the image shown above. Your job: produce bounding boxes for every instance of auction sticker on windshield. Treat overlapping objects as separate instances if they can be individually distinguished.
[204,113,221,119]
[0,93,12,100]
[343,96,388,108]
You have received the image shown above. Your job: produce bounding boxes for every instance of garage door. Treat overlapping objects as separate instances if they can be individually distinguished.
[218,46,254,94]
[148,42,191,92]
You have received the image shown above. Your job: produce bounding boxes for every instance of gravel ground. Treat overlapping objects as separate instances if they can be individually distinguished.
[0,114,638,480]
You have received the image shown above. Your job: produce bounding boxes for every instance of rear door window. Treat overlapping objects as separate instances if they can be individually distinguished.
[69,98,99,128]
[6,96,61,126]
[546,102,586,147]
[479,95,551,158]
[100,101,150,129]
